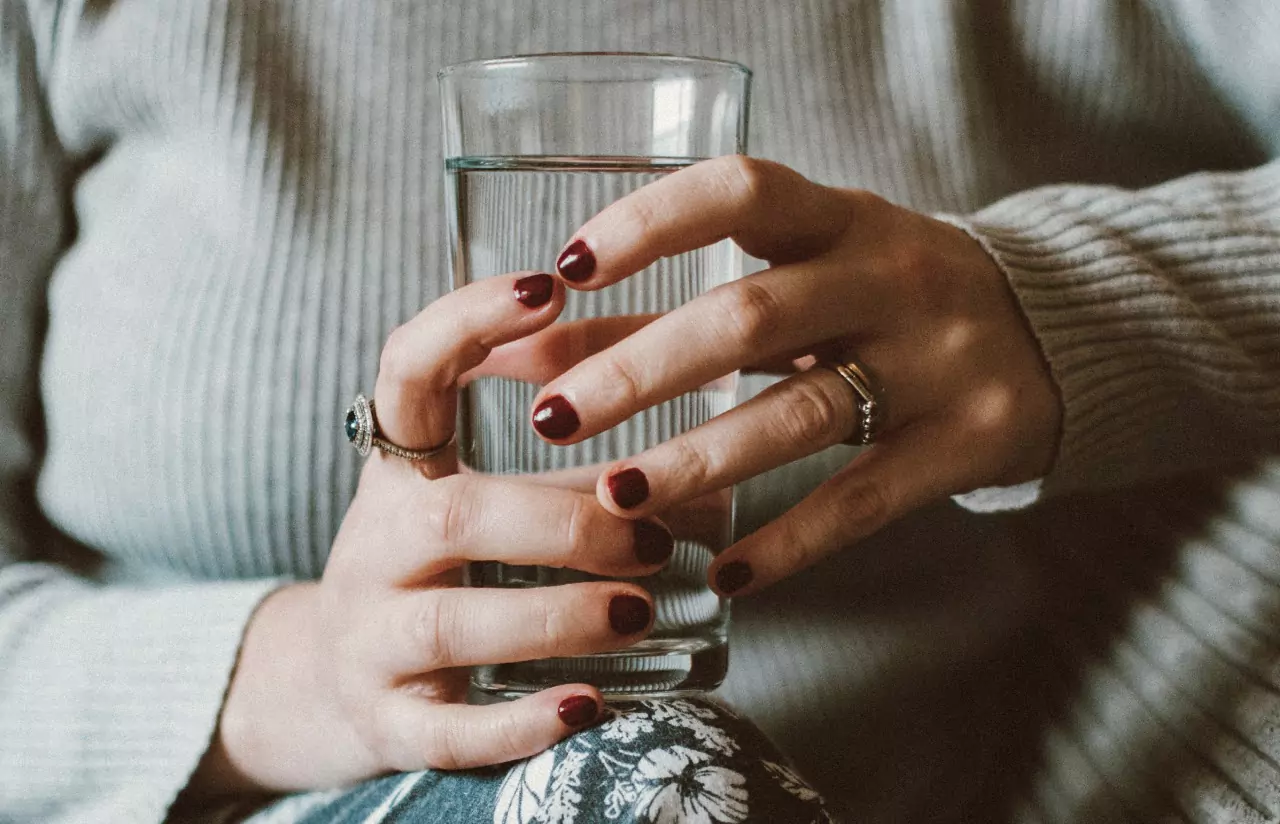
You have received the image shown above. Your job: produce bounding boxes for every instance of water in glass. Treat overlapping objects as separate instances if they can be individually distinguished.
[448,155,740,697]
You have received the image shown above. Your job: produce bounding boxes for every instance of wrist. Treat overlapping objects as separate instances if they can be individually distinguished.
[188,582,321,798]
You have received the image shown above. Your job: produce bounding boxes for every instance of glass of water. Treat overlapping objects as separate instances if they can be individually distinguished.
[440,53,751,698]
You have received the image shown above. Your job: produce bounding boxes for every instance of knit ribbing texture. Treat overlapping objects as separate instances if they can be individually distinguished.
[2,1,1280,822]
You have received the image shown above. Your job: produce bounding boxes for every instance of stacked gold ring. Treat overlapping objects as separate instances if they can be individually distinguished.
[815,358,886,447]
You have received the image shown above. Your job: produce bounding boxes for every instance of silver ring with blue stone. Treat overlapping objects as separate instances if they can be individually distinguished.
[344,394,456,462]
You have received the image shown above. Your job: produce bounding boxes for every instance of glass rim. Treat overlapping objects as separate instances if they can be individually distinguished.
[438,51,752,81]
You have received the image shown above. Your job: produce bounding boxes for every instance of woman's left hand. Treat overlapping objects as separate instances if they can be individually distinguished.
[528,156,1062,596]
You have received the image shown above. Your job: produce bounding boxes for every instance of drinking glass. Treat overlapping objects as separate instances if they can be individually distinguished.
[440,53,751,698]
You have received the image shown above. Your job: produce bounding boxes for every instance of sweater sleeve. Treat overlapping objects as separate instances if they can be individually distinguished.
[0,4,283,822]
[943,0,1280,513]
[947,159,1280,512]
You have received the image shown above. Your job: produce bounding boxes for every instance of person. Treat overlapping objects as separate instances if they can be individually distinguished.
[3,1,1279,822]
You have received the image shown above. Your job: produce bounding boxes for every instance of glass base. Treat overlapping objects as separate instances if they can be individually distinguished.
[472,637,729,701]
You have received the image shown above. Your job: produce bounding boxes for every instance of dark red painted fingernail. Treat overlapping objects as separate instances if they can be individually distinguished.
[633,520,674,566]
[514,273,555,308]
[608,595,651,635]
[607,467,650,510]
[557,694,600,728]
[715,561,753,595]
[556,239,595,283]
[532,395,580,440]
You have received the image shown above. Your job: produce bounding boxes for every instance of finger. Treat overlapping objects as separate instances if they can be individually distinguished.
[707,423,965,596]
[531,261,859,443]
[502,462,609,492]
[374,271,564,456]
[463,314,662,386]
[481,464,733,548]
[379,685,604,771]
[503,469,735,549]
[656,489,735,552]
[742,350,815,376]
[596,366,866,517]
[380,475,674,585]
[366,583,655,674]
[554,155,853,287]
[467,313,804,388]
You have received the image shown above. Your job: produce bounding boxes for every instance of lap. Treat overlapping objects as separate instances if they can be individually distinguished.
[241,698,836,824]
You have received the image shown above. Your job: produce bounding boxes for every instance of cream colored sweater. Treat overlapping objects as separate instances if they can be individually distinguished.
[3,1,1280,822]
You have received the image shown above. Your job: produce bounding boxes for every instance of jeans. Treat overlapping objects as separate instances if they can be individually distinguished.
[237,698,836,824]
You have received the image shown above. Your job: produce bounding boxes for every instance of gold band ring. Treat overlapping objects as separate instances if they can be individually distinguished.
[815,358,886,446]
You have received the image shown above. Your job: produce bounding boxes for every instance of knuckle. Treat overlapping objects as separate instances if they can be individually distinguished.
[597,351,644,411]
[378,324,414,384]
[671,435,716,491]
[893,234,939,279]
[770,516,813,571]
[563,494,593,560]
[406,593,453,670]
[840,479,894,536]
[617,191,666,245]
[780,377,849,445]
[714,154,774,208]
[426,475,479,546]
[491,711,531,760]
[887,229,953,312]
[377,320,484,396]
[718,280,783,350]
[422,714,466,770]
[961,381,1019,436]
[531,589,567,643]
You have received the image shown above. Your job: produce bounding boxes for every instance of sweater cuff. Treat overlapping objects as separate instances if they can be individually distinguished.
[936,180,1256,511]
[0,570,286,824]
[951,479,1044,513]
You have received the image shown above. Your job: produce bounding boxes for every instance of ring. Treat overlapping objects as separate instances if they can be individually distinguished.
[815,357,886,446]
[343,394,456,461]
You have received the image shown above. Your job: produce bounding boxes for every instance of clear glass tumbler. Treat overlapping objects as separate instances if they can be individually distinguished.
[440,53,751,698]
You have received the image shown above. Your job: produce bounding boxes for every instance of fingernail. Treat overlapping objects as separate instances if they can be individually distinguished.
[532,395,580,440]
[608,594,651,635]
[556,239,595,283]
[633,520,674,566]
[557,694,600,728]
[514,273,555,308]
[607,467,649,510]
[715,561,753,595]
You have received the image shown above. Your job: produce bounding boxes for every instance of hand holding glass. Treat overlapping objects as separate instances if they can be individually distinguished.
[440,53,751,697]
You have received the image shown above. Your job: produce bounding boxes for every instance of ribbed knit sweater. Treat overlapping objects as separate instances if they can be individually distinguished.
[3,1,1280,822]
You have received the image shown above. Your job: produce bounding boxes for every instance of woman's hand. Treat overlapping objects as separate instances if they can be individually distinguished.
[530,156,1062,597]
[190,273,672,796]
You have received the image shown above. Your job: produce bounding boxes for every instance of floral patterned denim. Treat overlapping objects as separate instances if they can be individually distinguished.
[246,698,836,824]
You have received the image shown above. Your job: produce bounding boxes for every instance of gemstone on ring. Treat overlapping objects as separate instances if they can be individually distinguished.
[344,394,376,456]
[343,393,455,462]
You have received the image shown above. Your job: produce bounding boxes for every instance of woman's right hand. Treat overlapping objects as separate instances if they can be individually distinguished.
[188,272,673,796]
